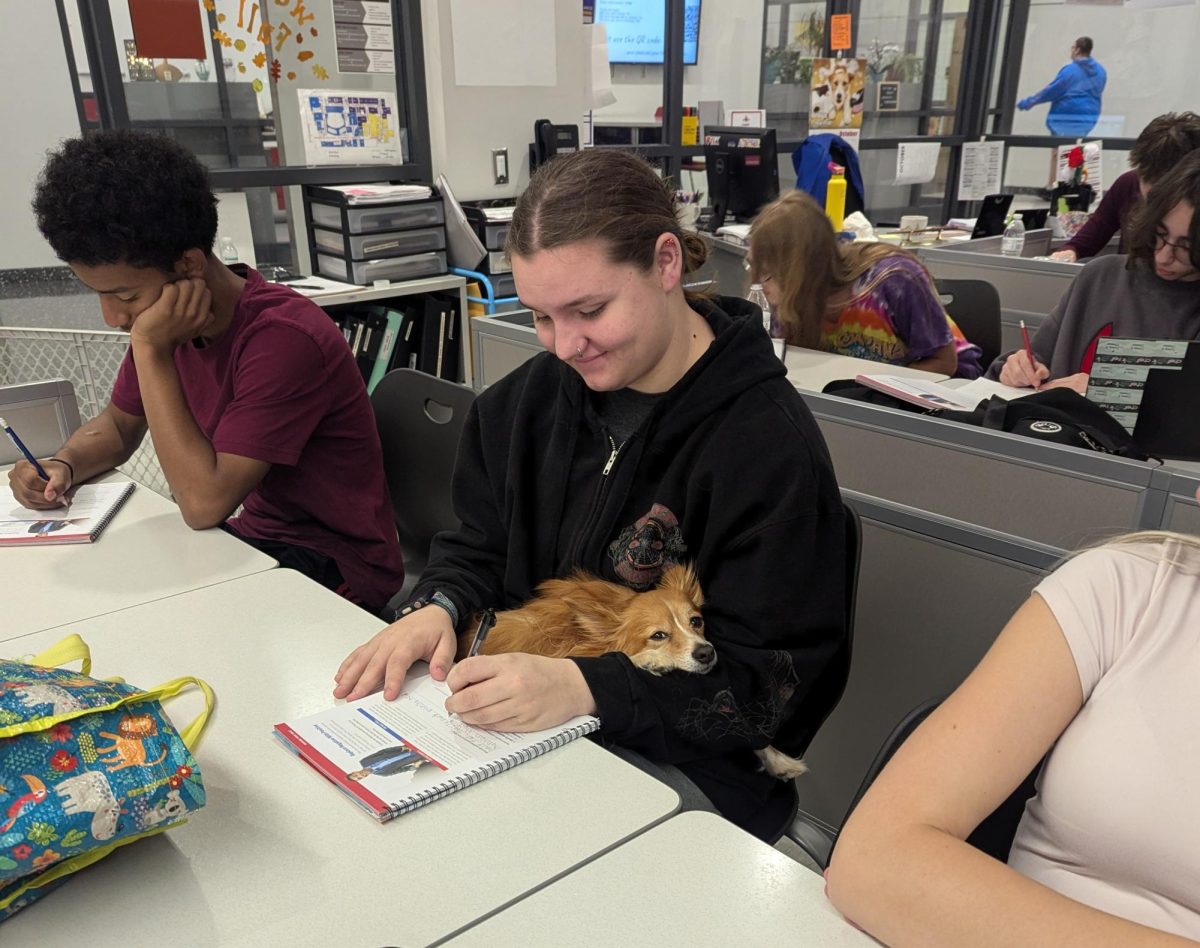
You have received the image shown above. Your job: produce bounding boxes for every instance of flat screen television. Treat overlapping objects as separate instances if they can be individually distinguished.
[702,126,779,231]
[594,0,702,66]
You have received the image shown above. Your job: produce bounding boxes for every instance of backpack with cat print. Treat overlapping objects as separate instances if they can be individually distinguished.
[0,635,213,919]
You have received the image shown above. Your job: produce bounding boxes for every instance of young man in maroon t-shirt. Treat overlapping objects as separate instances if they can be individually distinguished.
[9,130,404,612]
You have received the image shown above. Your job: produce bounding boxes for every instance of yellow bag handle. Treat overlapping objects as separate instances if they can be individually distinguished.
[29,633,91,676]
[17,636,215,751]
[139,675,216,750]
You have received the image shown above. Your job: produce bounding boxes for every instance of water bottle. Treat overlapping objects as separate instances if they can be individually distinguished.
[747,283,772,334]
[824,163,847,232]
[217,235,239,264]
[1001,214,1026,257]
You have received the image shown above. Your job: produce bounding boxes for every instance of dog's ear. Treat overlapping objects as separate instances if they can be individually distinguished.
[659,562,704,606]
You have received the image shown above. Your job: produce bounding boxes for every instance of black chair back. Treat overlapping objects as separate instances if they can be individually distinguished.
[370,369,476,603]
[935,278,1003,370]
[834,697,1044,865]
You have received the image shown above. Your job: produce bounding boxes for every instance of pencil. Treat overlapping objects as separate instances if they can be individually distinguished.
[0,417,50,481]
[466,609,496,658]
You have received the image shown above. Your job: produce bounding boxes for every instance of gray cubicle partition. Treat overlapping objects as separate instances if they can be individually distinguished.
[916,236,1078,356]
[792,390,1193,830]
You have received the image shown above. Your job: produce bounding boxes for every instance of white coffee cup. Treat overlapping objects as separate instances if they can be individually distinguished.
[899,214,928,232]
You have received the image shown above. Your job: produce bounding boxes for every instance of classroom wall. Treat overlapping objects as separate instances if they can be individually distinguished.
[420,0,589,200]
[0,5,82,269]
[1004,0,1200,192]
[595,0,765,125]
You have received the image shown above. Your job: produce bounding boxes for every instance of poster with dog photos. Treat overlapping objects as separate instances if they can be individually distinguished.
[810,58,867,129]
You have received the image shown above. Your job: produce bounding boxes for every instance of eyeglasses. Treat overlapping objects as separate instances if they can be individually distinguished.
[1155,229,1192,262]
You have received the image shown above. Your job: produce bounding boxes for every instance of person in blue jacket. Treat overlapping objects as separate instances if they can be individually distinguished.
[1018,36,1107,136]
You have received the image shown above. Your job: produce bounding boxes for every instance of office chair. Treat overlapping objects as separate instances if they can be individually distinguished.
[787,695,1044,868]
[766,501,862,845]
[370,368,477,609]
[934,278,1003,371]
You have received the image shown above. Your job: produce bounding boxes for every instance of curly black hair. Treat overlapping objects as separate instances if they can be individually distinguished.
[33,130,218,272]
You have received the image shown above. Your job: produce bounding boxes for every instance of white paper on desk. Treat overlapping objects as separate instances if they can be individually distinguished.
[957,141,1005,202]
[893,142,941,185]
[587,24,616,109]
[450,0,557,87]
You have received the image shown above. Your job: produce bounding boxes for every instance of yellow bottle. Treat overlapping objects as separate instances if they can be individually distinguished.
[825,163,847,231]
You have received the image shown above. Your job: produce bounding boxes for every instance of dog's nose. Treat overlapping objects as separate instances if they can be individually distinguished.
[693,644,716,666]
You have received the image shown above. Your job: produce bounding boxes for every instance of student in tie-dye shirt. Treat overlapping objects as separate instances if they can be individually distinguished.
[748,191,983,378]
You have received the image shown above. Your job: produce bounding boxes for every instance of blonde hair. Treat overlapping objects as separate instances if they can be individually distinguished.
[747,190,938,348]
[1067,530,1200,575]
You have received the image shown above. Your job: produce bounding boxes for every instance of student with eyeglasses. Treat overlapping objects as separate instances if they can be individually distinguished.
[989,151,1200,393]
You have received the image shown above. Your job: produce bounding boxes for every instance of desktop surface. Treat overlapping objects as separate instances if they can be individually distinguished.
[2,469,276,640]
[2,571,680,946]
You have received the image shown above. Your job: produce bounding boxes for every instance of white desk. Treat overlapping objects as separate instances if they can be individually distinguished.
[447,811,875,947]
[2,571,679,947]
[782,346,947,394]
[2,471,275,641]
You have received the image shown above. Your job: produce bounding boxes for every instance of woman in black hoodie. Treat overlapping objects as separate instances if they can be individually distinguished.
[335,150,848,840]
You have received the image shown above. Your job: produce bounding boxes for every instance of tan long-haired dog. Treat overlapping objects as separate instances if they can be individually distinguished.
[457,563,808,780]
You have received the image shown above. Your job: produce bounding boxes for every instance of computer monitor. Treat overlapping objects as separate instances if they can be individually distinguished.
[702,126,779,232]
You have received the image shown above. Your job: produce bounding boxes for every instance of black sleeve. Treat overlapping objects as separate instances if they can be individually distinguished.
[574,398,847,764]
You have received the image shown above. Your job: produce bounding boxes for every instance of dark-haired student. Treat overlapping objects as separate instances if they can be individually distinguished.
[7,130,404,613]
[1050,111,1200,263]
[988,150,1200,394]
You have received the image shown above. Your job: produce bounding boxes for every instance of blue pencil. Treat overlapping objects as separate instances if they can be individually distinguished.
[0,417,50,481]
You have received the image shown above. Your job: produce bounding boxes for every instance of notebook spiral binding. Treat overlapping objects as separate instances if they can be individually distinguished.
[89,483,136,540]
[387,718,600,819]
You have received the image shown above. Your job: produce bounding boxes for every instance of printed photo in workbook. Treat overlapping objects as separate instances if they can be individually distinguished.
[274,669,599,821]
[0,482,135,545]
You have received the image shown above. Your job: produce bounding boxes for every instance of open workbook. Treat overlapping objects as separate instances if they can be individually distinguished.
[0,482,135,545]
[856,374,1034,411]
[274,671,600,822]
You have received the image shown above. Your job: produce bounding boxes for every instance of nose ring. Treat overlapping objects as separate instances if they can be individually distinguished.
[576,345,584,358]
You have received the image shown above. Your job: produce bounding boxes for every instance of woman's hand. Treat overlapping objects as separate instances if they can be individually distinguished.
[1042,372,1089,395]
[1049,249,1078,263]
[998,350,1050,389]
[334,606,457,701]
[444,654,597,731]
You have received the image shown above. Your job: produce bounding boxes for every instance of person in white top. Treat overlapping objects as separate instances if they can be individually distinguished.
[826,499,1200,944]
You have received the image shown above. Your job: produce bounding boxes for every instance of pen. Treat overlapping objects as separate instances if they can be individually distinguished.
[1019,320,1039,386]
[284,283,324,290]
[0,417,50,481]
[466,608,496,658]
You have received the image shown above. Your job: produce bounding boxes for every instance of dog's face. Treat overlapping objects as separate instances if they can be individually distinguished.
[828,65,853,108]
[611,564,716,675]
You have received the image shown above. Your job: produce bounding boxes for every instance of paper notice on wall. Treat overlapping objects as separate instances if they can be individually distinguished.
[893,141,941,185]
[298,89,403,165]
[450,0,557,87]
[333,0,396,74]
[957,140,1005,201]
[1055,140,1104,194]
[587,23,616,109]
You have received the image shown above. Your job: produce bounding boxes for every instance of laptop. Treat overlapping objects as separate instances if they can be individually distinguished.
[971,194,1014,239]
[0,379,82,465]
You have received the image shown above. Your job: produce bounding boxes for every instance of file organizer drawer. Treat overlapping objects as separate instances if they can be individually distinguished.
[312,226,446,260]
[316,251,447,285]
[309,199,446,235]
[482,222,509,250]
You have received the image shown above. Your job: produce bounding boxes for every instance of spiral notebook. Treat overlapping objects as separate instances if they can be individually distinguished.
[274,671,600,822]
[0,482,135,545]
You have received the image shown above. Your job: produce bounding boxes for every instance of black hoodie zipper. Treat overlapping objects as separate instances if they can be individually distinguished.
[567,431,622,568]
